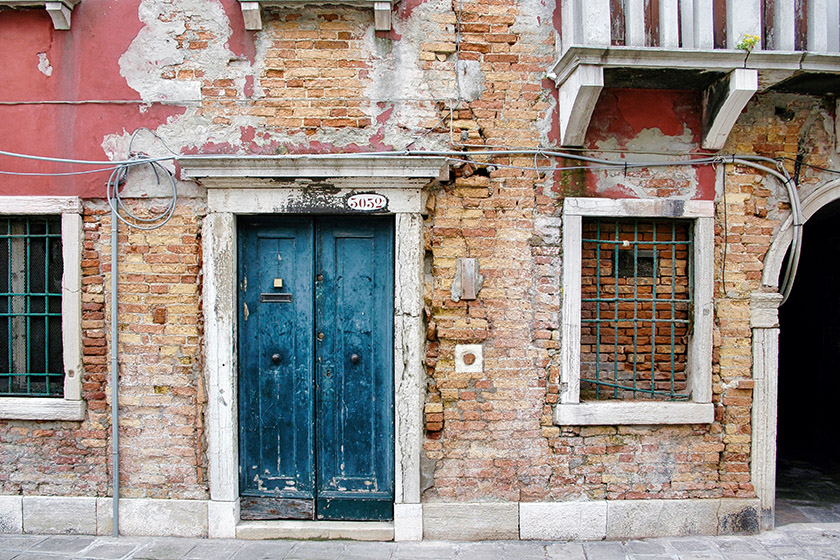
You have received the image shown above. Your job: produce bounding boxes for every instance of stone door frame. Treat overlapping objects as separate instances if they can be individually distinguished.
[751,177,840,530]
[181,155,448,540]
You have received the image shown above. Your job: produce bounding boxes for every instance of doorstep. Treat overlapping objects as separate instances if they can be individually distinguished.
[235,520,394,541]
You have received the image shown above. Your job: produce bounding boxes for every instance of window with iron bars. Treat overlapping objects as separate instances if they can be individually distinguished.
[579,218,692,401]
[0,216,64,397]
[555,198,714,426]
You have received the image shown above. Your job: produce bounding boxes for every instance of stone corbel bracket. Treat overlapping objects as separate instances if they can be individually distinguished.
[552,64,604,147]
[1,0,80,29]
[702,68,758,150]
[548,47,770,149]
[239,0,397,31]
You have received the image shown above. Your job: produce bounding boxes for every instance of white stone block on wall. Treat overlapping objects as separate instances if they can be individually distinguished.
[520,502,607,541]
[119,498,208,537]
[22,496,97,535]
[423,503,518,540]
[606,499,719,539]
[0,496,22,533]
[208,500,238,539]
[394,503,423,541]
[717,499,761,534]
[95,498,113,536]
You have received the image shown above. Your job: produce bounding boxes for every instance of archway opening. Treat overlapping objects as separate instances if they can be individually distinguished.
[776,197,840,524]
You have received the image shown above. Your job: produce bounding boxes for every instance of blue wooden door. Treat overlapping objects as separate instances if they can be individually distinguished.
[238,216,394,521]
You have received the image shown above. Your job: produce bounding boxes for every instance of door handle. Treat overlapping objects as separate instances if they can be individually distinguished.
[271,353,281,365]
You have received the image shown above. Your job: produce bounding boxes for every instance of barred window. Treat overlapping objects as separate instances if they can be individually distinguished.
[0,216,64,397]
[579,218,692,401]
[556,198,714,426]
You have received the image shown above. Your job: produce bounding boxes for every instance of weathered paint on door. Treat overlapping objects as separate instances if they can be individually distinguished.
[238,216,394,521]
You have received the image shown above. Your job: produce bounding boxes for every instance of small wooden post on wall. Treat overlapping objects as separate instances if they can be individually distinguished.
[451,257,483,302]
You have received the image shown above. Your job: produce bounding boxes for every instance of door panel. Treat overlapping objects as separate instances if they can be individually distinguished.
[238,216,394,522]
[239,219,315,518]
[315,219,394,520]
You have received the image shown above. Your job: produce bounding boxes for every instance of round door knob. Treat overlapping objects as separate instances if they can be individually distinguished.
[350,354,360,364]
[271,353,281,365]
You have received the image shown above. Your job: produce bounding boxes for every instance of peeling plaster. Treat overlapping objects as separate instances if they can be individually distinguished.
[584,89,715,199]
[456,60,484,102]
[119,3,195,102]
[107,0,262,195]
[587,129,705,199]
[366,0,452,151]
[36,53,53,76]
[511,0,559,146]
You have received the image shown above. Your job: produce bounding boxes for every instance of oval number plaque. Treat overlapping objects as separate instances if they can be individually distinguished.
[347,193,388,211]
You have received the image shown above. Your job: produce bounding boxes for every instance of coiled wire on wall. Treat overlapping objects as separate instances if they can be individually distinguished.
[725,156,803,304]
[105,129,178,537]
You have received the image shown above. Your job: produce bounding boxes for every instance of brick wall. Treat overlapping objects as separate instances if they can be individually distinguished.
[579,218,691,401]
[2,0,838,508]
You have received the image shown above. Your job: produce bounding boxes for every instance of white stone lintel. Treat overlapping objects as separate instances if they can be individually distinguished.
[702,68,758,150]
[0,1,80,30]
[564,197,714,218]
[237,0,398,31]
[0,196,82,214]
[181,155,448,181]
[554,402,715,426]
[0,398,85,421]
[554,64,603,147]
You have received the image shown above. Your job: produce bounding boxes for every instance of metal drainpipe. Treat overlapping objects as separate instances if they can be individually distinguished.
[111,206,120,537]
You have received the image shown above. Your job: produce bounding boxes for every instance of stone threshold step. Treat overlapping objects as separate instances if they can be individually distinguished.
[236,520,394,541]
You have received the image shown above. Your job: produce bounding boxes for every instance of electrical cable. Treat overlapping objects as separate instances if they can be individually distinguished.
[103,128,180,538]
[0,167,123,176]
[721,155,803,304]
[0,144,812,301]
[0,148,175,166]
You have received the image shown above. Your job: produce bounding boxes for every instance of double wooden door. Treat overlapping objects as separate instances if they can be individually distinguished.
[238,216,394,521]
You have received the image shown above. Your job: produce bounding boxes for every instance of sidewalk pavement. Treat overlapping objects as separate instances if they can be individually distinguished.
[1,522,838,560]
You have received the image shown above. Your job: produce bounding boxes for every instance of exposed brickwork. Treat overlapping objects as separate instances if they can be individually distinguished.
[97,201,207,500]
[1,0,839,519]
[579,219,691,400]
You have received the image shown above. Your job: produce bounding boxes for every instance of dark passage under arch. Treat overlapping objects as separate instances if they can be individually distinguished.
[776,197,840,524]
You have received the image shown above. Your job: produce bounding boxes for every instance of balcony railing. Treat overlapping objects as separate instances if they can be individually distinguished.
[561,0,840,54]
[551,0,840,148]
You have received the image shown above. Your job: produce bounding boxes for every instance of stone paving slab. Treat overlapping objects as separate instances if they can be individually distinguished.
[0,522,836,559]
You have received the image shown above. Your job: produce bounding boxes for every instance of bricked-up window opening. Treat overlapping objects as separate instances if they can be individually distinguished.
[0,216,64,397]
[580,218,692,401]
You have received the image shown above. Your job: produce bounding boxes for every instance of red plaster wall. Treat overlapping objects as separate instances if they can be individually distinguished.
[0,3,183,198]
[584,88,716,200]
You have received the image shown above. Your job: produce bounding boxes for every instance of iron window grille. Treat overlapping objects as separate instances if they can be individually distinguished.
[579,217,693,401]
[0,216,64,397]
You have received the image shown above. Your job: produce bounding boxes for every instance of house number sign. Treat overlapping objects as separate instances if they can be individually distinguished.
[347,193,387,211]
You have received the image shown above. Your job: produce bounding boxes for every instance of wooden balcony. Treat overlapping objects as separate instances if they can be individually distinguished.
[550,0,840,147]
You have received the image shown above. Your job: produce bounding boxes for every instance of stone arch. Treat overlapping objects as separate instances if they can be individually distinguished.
[751,177,840,530]
[762,178,840,289]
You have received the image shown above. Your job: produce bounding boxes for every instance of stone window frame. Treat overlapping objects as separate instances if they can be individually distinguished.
[555,197,715,426]
[0,196,85,421]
